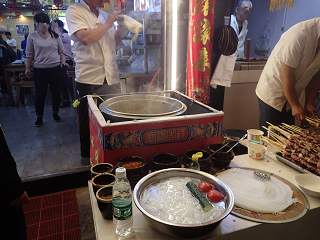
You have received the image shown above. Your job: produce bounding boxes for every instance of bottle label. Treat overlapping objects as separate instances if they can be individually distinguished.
[112,202,132,220]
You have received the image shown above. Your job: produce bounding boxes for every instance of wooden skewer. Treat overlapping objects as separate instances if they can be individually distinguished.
[263,126,286,142]
[262,126,286,144]
[305,117,318,123]
[262,137,283,153]
[281,123,302,134]
[305,118,320,127]
[262,136,283,148]
[279,125,294,134]
[266,121,291,137]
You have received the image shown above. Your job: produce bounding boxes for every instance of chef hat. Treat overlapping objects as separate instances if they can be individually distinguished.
[218,26,238,56]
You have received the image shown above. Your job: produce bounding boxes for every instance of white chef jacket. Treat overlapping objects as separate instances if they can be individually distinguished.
[230,15,248,58]
[66,0,120,85]
[256,18,320,112]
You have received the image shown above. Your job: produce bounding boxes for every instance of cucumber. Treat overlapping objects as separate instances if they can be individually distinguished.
[186,181,213,212]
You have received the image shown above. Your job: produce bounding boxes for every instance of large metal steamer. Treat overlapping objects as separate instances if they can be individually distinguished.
[88,90,224,166]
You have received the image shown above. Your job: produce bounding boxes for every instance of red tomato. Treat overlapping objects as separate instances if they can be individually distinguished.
[207,190,223,203]
[197,182,212,192]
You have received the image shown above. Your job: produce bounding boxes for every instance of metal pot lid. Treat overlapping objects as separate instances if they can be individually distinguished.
[99,94,186,118]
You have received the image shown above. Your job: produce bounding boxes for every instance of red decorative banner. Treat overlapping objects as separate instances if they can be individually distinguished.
[187,0,216,104]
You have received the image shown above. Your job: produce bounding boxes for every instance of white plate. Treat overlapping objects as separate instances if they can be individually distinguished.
[295,174,320,198]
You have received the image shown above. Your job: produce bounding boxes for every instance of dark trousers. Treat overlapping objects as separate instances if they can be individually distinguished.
[76,81,120,158]
[33,65,62,117]
[258,97,295,135]
[33,65,62,116]
[60,59,74,101]
[0,201,27,240]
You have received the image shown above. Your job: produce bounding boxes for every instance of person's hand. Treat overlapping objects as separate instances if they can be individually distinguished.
[25,69,31,79]
[305,104,318,118]
[10,191,30,207]
[106,13,119,28]
[51,21,59,29]
[0,44,6,49]
[291,104,306,121]
[60,62,69,67]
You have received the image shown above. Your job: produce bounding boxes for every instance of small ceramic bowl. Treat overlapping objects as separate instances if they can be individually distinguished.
[91,163,113,178]
[92,173,116,194]
[113,156,149,188]
[96,185,113,219]
[295,174,320,198]
[247,143,267,160]
[152,153,180,171]
[207,144,234,168]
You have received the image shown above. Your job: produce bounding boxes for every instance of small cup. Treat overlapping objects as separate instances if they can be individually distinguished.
[92,173,115,194]
[115,156,149,188]
[152,153,180,171]
[247,143,267,160]
[207,144,234,168]
[91,163,113,178]
[247,129,264,143]
[96,186,113,219]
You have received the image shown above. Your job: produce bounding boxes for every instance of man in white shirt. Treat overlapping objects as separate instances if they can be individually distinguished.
[66,0,127,163]
[5,32,17,50]
[256,18,320,134]
[230,0,252,58]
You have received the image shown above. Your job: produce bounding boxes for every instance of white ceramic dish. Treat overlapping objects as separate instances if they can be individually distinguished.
[295,174,320,198]
[247,143,267,160]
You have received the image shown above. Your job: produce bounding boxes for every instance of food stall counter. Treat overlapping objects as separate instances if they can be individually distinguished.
[88,151,320,240]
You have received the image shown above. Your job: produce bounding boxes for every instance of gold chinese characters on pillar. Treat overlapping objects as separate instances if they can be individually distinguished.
[270,0,294,11]
[187,0,216,104]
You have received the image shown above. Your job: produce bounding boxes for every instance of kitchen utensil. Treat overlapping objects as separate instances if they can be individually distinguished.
[206,142,230,161]
[254,171,273,180]
[207,144,234,167]
[226,133,247,153]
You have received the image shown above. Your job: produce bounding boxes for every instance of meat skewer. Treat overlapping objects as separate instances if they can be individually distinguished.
[263,123,320,176]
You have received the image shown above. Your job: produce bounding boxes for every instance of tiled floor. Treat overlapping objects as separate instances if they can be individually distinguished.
[0,88,96,240]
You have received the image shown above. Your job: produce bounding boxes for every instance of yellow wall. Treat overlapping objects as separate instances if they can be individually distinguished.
[0,16,35,50]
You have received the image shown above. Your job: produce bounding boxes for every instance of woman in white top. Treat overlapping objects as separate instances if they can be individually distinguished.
[25,13,66,127]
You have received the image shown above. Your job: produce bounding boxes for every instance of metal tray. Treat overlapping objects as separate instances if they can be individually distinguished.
[274,152,313,175]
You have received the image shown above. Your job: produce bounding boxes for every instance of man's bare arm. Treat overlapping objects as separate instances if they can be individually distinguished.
[74,13,118,46]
